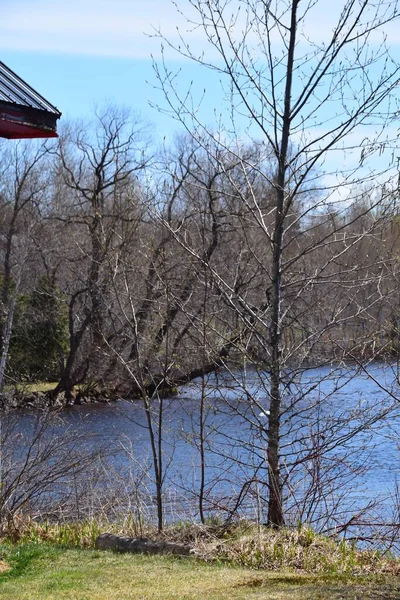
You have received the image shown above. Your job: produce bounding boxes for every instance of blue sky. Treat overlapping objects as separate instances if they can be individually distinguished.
[0,0,224,139]
[1,0,400,196]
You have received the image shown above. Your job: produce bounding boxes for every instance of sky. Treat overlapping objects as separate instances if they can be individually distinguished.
[0,0,221,139]
[1,0,400,195]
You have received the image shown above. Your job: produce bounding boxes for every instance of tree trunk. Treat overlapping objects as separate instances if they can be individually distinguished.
[267,0,299,528]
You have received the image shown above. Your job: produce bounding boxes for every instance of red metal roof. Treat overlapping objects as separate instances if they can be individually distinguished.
[0,106,58,139]
[0,61,61,139]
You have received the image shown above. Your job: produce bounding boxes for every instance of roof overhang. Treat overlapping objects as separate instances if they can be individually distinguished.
[0,61,61,140]
[0,101,59,139]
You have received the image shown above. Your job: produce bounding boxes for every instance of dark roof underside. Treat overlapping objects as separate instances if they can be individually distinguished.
[0,61,61,139]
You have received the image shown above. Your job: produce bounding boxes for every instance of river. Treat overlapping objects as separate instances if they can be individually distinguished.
[5,362,400,544]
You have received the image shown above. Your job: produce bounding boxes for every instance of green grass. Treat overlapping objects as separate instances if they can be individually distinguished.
[14,381,58,393]
[17,518,106,548]
[11,520,400,573]
[0,542,399,600]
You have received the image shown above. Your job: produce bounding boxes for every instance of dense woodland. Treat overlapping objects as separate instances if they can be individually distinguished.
[0,115,398,399]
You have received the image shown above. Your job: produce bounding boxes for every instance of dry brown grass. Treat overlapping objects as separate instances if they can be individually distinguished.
[0,562,10,574]
[161,521,400,576]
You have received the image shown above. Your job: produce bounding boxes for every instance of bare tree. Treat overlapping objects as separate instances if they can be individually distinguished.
[0,409,110,530]
[50,108,150,400]
[153,0,400,526]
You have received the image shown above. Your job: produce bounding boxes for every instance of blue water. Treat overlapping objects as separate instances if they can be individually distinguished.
[6,362,400,542]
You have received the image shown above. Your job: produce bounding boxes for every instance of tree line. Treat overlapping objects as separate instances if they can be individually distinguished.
[0,118,398,397]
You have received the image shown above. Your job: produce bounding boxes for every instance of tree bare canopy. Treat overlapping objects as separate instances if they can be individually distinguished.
[152,0,400,526]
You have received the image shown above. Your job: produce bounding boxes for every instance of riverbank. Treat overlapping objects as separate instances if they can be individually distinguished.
[1,522,400,599]
[9,519,400,573]
[0,385,120,410]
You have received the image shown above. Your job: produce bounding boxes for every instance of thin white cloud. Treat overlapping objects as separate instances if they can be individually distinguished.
[2,0,400,60]
[0,0,198,59]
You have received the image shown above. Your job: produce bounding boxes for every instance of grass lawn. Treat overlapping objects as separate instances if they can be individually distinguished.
[0,544,399,600]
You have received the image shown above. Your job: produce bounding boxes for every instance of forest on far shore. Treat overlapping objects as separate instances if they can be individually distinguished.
[0,111,399,402]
